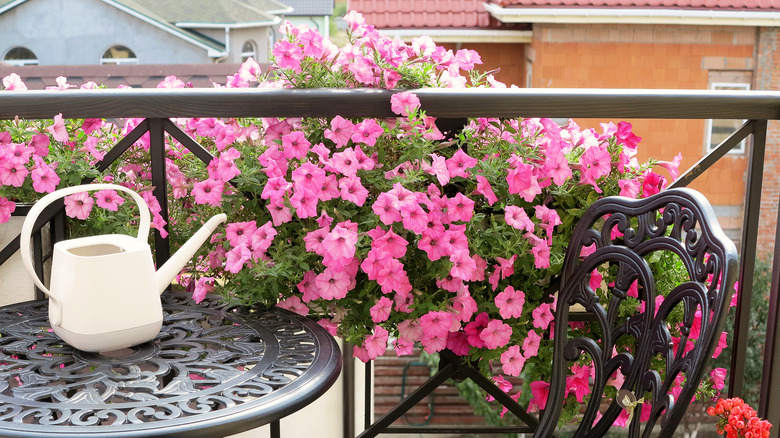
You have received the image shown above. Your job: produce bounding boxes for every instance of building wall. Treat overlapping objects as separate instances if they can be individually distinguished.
[528,23,755,242]
[755,27,780,257]
[441,43,526,87]
[0,0,210,65]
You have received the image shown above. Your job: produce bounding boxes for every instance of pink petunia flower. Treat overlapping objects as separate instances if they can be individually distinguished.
[523,330,542,358]
[422,153,450,186]
[446,149,477,179]
[531,302,554,330]
[480,320,512,349]
[276,295,309,316]
[500,345,526,376]
[297,270,321,302]
[94,189,124,211]
[0,196,16,223]
[364,326,389,359]
[282,130,311,159]
[449,249,477,281]
[0,160,28,187]
[192,178,225,206]
[390,91,421,116]
[225,244,251,273]
[618,178,641,198]
[267,200,293,226]
[529,380,550,412]
[446,193,474,222]
[290,187,319,218]
[506,161,542,202]
[47,113,69,143]
[64,192,94,220]
[370,296,393,322]
[474,176,498,205]
[339,175,369,206]
[2,73,26,91]
[376,258,412,294]
[272,40,304,71]
[495,286,525,319]
[351,119,384,146]
[324,116,354,148]
[504,205,534,232]
[322,224,358,261]
[316,267,352,300]
[580,145,611,193]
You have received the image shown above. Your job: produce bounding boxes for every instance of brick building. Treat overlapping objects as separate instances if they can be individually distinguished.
[351,0,780,256]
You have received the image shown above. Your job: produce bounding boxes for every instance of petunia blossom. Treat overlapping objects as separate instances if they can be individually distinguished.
[500,345,525,376]
[64,192,94,220]
[480,320,512,349]
[94,189,124,211]
[495,286,525,319]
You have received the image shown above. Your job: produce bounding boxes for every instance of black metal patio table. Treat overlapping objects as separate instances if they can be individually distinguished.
[0,292,342,438]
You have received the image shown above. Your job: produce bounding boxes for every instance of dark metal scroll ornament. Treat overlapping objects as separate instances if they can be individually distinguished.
[534,188,739,438]
[0,292,342,437]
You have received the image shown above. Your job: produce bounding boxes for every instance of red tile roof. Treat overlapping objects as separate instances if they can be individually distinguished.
[350,0,780,29]
[349,0,501,28]
[495,0,780,9]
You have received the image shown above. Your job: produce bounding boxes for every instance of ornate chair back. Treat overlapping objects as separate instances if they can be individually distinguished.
[533,188,739,438]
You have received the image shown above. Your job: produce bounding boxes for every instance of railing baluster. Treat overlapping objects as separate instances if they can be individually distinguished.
[731,120,767,399]
[148,118,170,276]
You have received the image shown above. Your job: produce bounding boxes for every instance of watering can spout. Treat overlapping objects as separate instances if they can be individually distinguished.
[156,213,228,294]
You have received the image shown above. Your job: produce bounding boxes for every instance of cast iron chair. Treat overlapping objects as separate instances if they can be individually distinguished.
[534,188,739,437]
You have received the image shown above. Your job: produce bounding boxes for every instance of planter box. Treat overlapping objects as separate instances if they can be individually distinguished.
[0,203,64,306]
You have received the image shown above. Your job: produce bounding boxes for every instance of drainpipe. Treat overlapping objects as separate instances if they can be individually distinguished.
[213,27,231,63]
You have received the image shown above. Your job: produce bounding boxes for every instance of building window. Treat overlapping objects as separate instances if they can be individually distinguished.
[101,45,137,65]
[241,41,256,62]
[4,47,38,66]
[706,82,750,154]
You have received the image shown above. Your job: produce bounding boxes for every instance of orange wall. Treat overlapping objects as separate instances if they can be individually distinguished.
[528,24,754,211]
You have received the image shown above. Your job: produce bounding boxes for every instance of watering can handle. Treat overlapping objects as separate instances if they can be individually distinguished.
[20,184,151,300]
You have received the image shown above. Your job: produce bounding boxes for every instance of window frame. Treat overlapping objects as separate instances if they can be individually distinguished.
[3,47,38,66]
[705,82,750,155]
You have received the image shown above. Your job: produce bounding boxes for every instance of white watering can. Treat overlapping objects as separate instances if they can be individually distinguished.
[20,183,227,352]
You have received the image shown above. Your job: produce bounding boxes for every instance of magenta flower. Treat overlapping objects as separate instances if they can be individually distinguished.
[297,270,321,302]
[446,193,474,222]
[2,73,26,90]
[504,205,534,232]
[225,244,251,273]
[370,296,393,323]
[364,326,389,359]
[579,145,611,193]
[350,119,384,146]
[390,91,421,116]
[192,178,225,206]
[506,161,542,202]
[322,224,358,261]
[400,203,428,234]
[291,162,326,194]
[361,247,392,280]
[30,134,50,157]
[6,143,33,164]
[47,113,69,143]
[315,267,351,300]
[542,144,572,186]
[618,178,641,198]
[276,295,309,316]
[29,163,58,194]
[500,345,525,376]
[0,196,16,223]
[446,331,471,356]
[449,249,477,281]
[656,152,683,181]
[376,258,412,294]
[532,302,554,330]
[529,380,550,412]
[290,187,319,218]
[332,147,361,176]
[372,192,402,225]
[372,227,408,258]
[495,286,525,319]
[566,363,592,403]
[94,189,124,211]
[421,332,447,354]
[710,367,727,391]
[616,121,641,149]
[418,230,450,261]
[250,222,277,256]
[479,320,512,349]
[64,192,94,220]
[266,200,293,226]
[272,40,304,71]
[445,149,477,179]
[282,130,311,159]
[523,330,542,359]
[262,176,292,203]
[324,116,354,148]
[475,176,498,205]
[339,175,369,206]
[420,310,453,339]
[451,288,478,323]
[531,239,551,269]
[642,171,667,197]
[0,160,28,187]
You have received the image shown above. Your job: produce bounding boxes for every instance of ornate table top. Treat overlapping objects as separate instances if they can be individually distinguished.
[0,293,342,437]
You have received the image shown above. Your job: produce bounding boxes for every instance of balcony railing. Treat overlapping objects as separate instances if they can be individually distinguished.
[0,87,778,434]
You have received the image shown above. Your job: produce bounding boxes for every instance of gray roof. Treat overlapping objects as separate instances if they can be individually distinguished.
[280,0,334,16]
[114,0,290,25]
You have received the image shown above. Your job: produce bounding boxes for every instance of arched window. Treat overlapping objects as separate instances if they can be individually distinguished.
[3,47,38,66]
[241,40,256,62]
[101,45,137,65]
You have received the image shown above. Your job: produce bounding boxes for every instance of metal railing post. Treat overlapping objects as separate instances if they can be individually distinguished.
[148,118,170,274]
